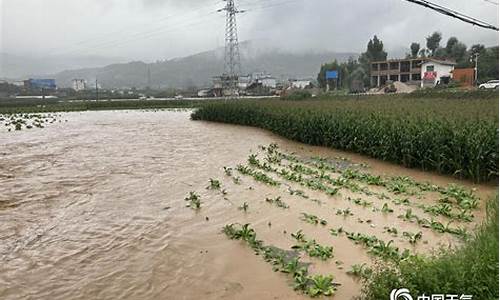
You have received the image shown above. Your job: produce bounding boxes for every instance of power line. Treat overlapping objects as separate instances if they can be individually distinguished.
[483,0,499,6]
[403,0,499,31]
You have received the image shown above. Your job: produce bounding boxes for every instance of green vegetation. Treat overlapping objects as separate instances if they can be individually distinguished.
[191,95,498,182]
[206,178,221,190]
[291,230,334,261]
[0,98,220,114]
[301,213,328,226]
[0,113,61,132]
[345,231,411,262]
[238,202,249,212]
[223,223,338,297]
[347,263,373,279]
[362,198,499,300]
[184,191,201,209]
[236,164,280,186]
[265,196,289,209]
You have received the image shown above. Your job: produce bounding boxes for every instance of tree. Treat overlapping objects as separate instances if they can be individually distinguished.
[410,43,420,58]
[364,35,388,61]
[449,42,467,63]
[445,37,459,54]
[358,35,388,86]
[419,48,428,58]
[426,31,442,56]
[474,46,499,83]
[317,57,363,90]
[470,44,486,56]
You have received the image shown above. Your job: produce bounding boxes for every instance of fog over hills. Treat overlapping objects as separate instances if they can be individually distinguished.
[52,47,357,89]
[1,41,357,89]
[0,53,127,79]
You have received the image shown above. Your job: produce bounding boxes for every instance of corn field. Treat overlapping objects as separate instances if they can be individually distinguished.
[192,96,499,182]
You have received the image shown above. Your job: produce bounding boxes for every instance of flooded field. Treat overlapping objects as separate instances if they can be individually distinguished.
[0,110,497,300]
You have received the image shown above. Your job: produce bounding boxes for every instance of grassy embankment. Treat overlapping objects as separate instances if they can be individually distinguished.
[191,91,499,183]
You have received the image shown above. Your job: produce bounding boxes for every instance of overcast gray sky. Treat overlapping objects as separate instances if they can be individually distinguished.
[1,0,499,61]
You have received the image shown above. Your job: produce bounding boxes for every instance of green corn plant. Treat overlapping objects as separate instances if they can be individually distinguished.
[350,197,373,208]
[307,275,336,297]
[301,213,328,226]
[248,154,259,166]
[381,203,394,213]
[384,227,398,236]
[207,178,221,190]
[398,208,417,222]
[336,208,353,217]
[392,197,411,206]
[347,263,373,279]
[291,230,306,242]
[266,196,289,209]
[223,167,233,176]
[329,227,344,236]
[239,202,249,212]
[403,231,423,244]
[184,191,201,209]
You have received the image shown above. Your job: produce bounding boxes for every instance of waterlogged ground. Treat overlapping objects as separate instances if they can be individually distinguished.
[0,113,65,132]
[0,110,497,300]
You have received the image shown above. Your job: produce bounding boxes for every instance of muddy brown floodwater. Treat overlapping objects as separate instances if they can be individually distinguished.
[0,110,497,300]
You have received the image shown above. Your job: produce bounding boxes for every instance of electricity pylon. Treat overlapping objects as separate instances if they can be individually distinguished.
[218,0,244,93]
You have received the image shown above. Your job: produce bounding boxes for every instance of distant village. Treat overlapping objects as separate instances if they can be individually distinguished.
[0,57,488,100]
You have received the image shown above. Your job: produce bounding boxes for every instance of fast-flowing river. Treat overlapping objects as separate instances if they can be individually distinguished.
[0,110,496,300]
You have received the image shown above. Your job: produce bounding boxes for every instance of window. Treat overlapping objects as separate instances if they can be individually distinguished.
[390,62,399,70]
[411,74,421,81]
[426,65,435,72]
[400,61,410,73]
[380,75,387,85]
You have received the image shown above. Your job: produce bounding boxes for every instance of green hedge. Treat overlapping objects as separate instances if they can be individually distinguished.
[191,97,498,182]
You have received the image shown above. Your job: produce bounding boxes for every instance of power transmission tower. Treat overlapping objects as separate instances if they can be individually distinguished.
[218,0,245,94]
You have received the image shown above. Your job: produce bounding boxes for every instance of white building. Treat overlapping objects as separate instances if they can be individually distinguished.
[72,79,87,91]
[259,76,277,88]
[291,80,313,89]
[421,59,456,88]
[12,81,25,87]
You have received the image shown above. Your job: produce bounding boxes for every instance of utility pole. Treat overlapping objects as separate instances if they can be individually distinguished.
[218,0,245,94]
[147,67,152,88]
[95,78,99,101]
[473,53,479,86]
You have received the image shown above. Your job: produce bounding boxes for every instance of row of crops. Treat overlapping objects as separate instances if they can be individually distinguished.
[183,144,488,298]
[191,96,499,182]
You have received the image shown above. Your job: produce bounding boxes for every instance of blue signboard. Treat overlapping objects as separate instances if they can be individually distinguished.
[29,79,56,89]
[326,71,338,79]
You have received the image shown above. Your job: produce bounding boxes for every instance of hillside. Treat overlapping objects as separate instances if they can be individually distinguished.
[52,47,357,89]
